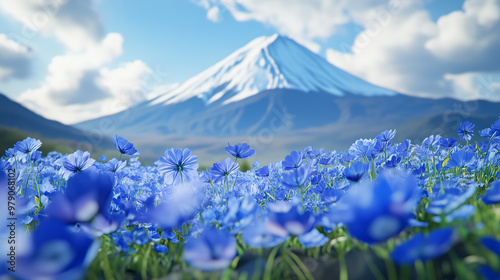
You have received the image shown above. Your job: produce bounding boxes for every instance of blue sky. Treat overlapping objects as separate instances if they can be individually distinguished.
[0,0,499,124]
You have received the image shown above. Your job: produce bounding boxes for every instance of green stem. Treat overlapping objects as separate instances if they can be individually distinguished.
[28,155,42,208]
[263,246,280,280]
[339,251,348,280]
[363,253,385,280]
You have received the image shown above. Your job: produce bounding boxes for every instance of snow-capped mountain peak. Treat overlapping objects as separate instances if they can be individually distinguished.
[150,34,395,107]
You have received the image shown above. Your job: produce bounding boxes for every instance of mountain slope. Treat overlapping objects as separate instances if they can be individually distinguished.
[0,93,114,153]
[77,34,398,135]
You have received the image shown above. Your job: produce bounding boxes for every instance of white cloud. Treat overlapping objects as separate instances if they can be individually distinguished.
[0,33,32,82]
[197,0,420,50]
[425,0,500,73]
[0,0,174,123]
[326,10,442,96]
[206,6,221,22]
[444,72,500,101]
[17,35,158,123]
[0,0,103,51]
[325,0,500,102]
[97,60,153,106]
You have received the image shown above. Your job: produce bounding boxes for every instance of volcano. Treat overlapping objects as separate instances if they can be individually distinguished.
[76,34,499,164]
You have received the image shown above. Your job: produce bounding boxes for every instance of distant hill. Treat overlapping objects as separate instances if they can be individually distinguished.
[0,93,114,156]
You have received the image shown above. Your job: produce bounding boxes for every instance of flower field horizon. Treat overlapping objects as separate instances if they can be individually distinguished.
[1,119,500,280]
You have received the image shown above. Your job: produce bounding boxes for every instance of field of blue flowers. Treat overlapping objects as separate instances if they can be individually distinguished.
[1,119,500,280]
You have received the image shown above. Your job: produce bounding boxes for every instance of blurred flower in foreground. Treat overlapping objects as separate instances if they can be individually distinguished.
[133,180,205,229]
[46,167,114,224]
[482,180,500,205]
[281,163,312,190]
[298,229,329,248]
[425,180,477,216]
[265,201,315,238]
[15,218,99,280]
[184,227,236,271]
[481,236,500,257]
[339,170,419,244]
[391,227,455,264]
[114,135,138,156]
[478,237,500,280]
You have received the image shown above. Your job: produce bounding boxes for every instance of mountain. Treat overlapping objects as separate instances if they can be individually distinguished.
[149,34,395,107]
[0,93,113,155]
[76,35,500,164]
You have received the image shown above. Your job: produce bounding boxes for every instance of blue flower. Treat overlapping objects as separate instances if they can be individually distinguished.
[282,150,305,170]
[222,196,257,233]
[458,121,474,141]
[384,155,402,169]
[376,129,396,143]
[210,158,239,183]
[15,218,99,280]
[183,227,236,271]
[113,135,138,156]
[255,165,270,177]
[281,163,312,189]
[242,220,287,248]
[162,229,179,244]
[46,167,114,224]
[397,140,411,154]
[445,149,477,171]
[491,119,500,135]
[298,228,329,248]
[200,170,214,184]
[425,181,477,215]
[0,159,11,172]
[82,212,125,237]
[157,148,199,185]
[134,181,205,229]
[343,161,368,183]
[481,236,500,257]
[14,137,42,155]
[61,150,96,180]
[154,244,169,254]
[103,158,127,173]
[439,137,459,148]
[304,146,324,159]
[478,265,500,280]
[482,180,500,205]
[391,227,455,264]
[422,135,441,150]
[340,171,419,244]
[431,204,475,223]
[225,142,255,159]
[349,139,376,159]
[265,202,315,238]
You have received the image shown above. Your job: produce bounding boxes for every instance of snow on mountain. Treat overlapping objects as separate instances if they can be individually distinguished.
[149,34,396,107]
